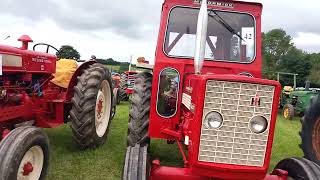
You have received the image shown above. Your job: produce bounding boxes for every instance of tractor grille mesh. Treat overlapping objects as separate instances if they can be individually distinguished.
[198,80,275,167]
[127,75,136,89]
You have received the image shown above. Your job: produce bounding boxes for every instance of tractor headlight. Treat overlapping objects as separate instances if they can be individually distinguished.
[204,111,223,129]
[249,116,268,134]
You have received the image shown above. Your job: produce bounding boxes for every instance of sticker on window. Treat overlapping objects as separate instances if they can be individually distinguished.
[0,54,2,76]
[241,27,254,45]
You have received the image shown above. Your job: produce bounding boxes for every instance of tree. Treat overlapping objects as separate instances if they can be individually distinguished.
[307,53,320,87]
[278,47,311,86]
[262,29,294,79]
[57,45,80,60]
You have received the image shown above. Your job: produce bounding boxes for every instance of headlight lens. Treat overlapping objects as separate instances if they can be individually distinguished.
[249,116,268,134]
[204,111,223,129]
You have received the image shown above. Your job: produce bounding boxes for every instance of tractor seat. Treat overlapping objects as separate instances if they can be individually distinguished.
[51,59,78,88]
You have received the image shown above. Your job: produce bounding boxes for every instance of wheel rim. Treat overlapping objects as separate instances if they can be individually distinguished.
[284,108,289,119]
[95,80,112,137]
[17,145,44,180]
[312,117,320,160]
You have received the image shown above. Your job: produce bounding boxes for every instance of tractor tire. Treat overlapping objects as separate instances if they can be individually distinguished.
[111,93,117,120]
[119,89,129,102]
[111,105,116,120]
[115,88,121,105]
[300,96,320,165]
[283,104,295,120]
[274,157,320,180]
[127,72,152,147]
[70,63,113,149]
[0,126,49,180]
[122,144,150,180]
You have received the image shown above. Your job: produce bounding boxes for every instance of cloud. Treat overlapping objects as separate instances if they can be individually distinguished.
[1,0,320,62]
[293,32,320,53]
[0,0,163,39]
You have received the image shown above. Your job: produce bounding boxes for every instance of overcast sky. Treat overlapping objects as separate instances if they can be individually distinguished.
[0,0,319,64]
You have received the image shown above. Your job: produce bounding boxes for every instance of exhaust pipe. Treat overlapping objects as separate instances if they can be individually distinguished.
[194,0,208,75]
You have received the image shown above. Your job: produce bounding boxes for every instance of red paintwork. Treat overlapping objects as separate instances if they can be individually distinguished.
[18,35,33,50]
[0,37,97,140]
[149,0,263,139]
[122,71,138,95]
[150,164,287,180]
[126,89,134,94]
[23,162,34,176]
[145,0,287,179]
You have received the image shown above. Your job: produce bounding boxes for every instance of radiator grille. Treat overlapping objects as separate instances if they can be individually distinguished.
[127,75,136,89]
[198,80,275,167]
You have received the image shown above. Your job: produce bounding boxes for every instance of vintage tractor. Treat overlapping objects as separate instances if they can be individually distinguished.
[0,35,114,179]
[122,0,320,180]
[119,71,138,101]
[282,82,320,120]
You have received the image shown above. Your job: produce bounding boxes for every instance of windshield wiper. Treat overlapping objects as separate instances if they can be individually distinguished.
[208,10,245,42]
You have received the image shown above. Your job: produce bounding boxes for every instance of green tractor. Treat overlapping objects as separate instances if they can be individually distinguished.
[281,86,320,120]
[278,72,320,119]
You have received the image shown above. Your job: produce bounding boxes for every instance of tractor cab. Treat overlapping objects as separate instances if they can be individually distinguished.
[150,0,262,138]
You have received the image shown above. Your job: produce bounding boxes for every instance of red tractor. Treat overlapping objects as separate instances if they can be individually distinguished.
[119,71,139,101]
[0,36,114,179]
[122,0,320,180]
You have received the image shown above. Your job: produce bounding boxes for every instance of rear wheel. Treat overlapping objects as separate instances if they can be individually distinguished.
[127,72,152,147]
[0,126,49,180]
[70,63,113,149]
[274,157,320,180]
[300,96,320,165]
[283,104,295,120]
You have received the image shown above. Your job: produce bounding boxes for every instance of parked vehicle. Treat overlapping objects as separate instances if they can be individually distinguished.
[122,0,320,179]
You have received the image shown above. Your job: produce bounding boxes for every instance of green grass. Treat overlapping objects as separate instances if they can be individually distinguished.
[269,116,303,170]
[45,103,303,179]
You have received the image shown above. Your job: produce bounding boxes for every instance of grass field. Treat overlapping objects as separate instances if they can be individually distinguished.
[45,102,303,179]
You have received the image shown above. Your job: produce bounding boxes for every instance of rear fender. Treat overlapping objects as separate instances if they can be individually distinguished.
[65,61,96,102]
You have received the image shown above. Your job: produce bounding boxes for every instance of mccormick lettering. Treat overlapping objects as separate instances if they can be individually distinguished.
[194,0,234,8]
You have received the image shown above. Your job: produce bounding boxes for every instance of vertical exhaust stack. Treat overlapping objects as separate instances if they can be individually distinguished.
[18,35,33,50]
[194,0,208,75]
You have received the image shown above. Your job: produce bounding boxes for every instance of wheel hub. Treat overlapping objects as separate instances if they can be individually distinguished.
[22,162,33,176]
[97,94,104,118]
[17,145,44,180]
[312,117,320,160]
[284,108,289,118]
[95,80,111,137]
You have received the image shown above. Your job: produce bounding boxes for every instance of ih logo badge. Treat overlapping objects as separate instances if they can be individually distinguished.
[251,94,261,106]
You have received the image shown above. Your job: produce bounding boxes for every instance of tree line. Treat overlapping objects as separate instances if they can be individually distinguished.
[262,29,320,87]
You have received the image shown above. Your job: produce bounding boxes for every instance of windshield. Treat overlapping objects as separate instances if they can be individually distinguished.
[164,7,256,63]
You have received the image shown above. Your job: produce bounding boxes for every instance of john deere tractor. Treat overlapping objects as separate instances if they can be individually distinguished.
[282,82,320,120]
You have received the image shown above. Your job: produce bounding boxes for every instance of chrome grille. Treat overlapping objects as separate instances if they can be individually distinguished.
[127,75,136,89]
[198,80,275,167]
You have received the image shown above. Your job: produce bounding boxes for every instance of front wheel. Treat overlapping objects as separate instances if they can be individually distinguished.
[70,63,113,149]
[127,72,152,147]
[0,126,49,180]
[283,104,295,120]
[274,157,320,180]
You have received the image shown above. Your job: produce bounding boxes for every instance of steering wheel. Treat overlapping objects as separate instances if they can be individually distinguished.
[33,43,60,57]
